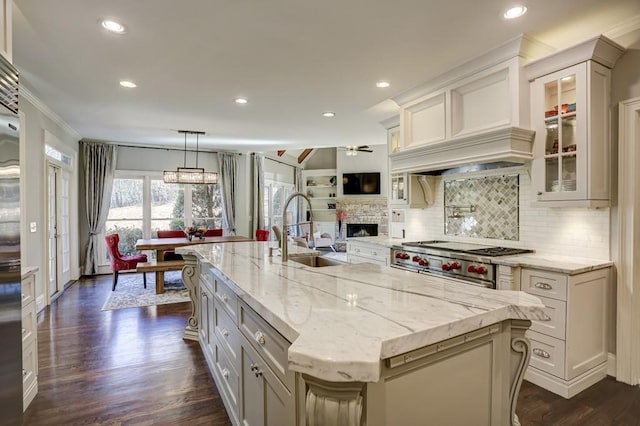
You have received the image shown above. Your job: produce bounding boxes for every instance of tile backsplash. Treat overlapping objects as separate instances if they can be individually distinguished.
[402,166,610,260]
[444,174,519,240]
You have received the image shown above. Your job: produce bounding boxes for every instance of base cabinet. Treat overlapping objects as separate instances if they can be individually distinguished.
[521,267,610,398]
[346,241,390,266]
[22,268,38,411]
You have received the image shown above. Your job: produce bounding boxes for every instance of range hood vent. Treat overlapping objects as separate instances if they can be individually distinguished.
[389,126,535,175]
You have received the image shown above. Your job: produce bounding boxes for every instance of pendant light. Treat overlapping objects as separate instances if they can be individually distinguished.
[163,130,218,184]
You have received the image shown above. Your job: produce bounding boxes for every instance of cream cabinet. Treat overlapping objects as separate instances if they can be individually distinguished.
[526,35,624,208]
[22,268,38,411]
[521,267,610,398]
[302,169,337,239]
[347,240,390,266]
[0,0,12,62]
[199,266,296,426]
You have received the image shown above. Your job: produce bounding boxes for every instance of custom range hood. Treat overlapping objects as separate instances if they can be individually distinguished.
[387,34,548,175]
[389,126,535,174]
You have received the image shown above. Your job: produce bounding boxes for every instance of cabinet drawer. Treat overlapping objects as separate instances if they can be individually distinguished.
[22,273,35,308]
[214,301,241,374]
[22,340,37,393]
[348,254,387,266]
[347,244,389,263]
[214,275,239,324]
[21,305,37,348]
[214,342,240,419]
[200,267,214,293]
[522,269,567,301]
[239,300,294,390]
[526,330,566,379]
[530,295,566,340]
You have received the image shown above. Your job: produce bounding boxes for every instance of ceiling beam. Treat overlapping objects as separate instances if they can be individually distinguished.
[277,150,286,157]
[297,148,313,164]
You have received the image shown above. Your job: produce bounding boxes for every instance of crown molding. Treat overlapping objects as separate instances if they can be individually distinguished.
[604,14,640,46]
[19,86,82,141]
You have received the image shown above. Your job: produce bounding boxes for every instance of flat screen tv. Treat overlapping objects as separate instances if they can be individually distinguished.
[342,172,381,195]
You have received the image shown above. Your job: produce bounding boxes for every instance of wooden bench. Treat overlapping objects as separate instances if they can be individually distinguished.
[136,260,185,294]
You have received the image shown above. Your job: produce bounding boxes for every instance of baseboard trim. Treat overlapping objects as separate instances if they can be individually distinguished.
[35,295,46,314]
[607,352,617,377]
[524,363,608,398]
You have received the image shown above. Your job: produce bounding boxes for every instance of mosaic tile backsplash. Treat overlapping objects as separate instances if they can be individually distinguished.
[444,174,519,240]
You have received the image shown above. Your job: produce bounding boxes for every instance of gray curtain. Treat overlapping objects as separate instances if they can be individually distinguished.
[218,152,238,235]
[82,141,118,275]
[252,154,265,238]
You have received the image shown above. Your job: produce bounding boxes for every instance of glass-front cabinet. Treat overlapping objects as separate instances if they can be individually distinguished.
[390,173,406,205]
[531,60,611,207]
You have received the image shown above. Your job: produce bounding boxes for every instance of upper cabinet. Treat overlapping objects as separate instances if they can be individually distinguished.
[389,35,548,174]
[0,0,12,62]
[526,35,624,208]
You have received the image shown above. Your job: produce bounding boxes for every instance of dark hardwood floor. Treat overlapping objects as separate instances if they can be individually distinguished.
[22,275,231,425]
[22,274,640,425]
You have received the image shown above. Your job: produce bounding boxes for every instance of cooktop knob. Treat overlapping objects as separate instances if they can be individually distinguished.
[418,259,427,266]
[395,252,403,258]
[412,255,421,262]
[467,265,476,273]
[442,263,450,271]
[401,253,410,260]
[450,262,460,270]
[476,266,486,274]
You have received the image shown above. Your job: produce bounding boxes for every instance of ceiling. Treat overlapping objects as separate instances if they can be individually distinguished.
[12,0,640,153]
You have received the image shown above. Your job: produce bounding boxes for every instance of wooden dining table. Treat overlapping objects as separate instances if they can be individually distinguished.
[135,235,253,293]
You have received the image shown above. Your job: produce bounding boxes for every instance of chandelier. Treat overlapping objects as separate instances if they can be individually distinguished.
[163,130,218,184]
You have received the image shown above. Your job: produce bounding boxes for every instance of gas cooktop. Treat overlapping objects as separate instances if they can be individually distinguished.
[401,241,532,257]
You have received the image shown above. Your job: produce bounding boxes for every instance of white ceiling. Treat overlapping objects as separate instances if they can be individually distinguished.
[12,0,640,153]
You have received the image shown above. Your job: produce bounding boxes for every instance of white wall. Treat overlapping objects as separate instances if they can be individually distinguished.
[403,166,610,260]
[20,85,81,309]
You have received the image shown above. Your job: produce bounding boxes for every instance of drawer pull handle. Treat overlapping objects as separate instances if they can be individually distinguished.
[22,328,26,335]
[250,363,258,372]
[22,369,27,378]
[221,293,229,302]
[221,328,229,337]
[535,282,553,290]
[254,331,266,345]
[222,368,229,379]
[255,370,263,378]
[533,348,551,359]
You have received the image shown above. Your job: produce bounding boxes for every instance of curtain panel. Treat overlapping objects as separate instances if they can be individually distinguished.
[218,152,239,235]
[252,154,265,238]
[81,141,118,275]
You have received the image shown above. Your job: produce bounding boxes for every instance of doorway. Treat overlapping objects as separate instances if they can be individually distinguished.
[46,162,71,301]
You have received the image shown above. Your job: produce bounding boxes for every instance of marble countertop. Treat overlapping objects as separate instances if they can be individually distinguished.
[492,254,612,274]
[177,242,547,383]
[21,266,38,279]
[346,236,407,247]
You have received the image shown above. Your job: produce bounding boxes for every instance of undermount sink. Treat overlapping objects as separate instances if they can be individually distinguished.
[288,255,344,268]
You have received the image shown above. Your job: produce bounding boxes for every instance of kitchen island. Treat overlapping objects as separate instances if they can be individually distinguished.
[176,242,547,426]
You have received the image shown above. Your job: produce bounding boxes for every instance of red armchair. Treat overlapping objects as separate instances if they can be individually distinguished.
[204,228,223,237]
[156,229,186,261]
[105,233,148,291]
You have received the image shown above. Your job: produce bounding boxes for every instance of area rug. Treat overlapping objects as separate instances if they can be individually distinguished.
[101,271,190,311]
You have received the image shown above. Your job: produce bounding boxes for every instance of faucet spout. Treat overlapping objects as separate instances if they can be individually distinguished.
[281,192,314,262]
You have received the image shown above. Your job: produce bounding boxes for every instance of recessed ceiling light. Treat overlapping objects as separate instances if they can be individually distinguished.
[119,80,137,88]
[235,98,248,104]
[503,6,527,19]
[322,112,336,118]
[376,81,390,88]
[101,19,126,34]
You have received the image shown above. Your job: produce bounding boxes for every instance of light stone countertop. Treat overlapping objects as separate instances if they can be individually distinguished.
[21,266,38,279]
[492,254,613,275]
[177,241,547,383]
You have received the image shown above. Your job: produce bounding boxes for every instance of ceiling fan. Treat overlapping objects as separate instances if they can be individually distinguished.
[341,145,373,156]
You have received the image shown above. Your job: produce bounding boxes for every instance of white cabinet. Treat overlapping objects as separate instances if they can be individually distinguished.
[199,266,296,426]
[347,240,390,266]
[521,267,610,398]
[0,0,12,62]
[389,173,434,208]
[22,268,38,411]
[302,169,337,239]
[527,35,624,208]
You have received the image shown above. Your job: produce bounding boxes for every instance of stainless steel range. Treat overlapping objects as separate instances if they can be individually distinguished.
[391,241,532,288]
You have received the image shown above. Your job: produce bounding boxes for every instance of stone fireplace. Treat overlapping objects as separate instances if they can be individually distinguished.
[347,223,378,238]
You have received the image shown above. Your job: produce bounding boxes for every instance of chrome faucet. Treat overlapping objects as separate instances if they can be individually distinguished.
[281,192,314,262]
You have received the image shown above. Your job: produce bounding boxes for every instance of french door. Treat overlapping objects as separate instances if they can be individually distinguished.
[47,163,71,300]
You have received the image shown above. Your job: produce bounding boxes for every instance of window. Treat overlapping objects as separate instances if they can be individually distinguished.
[264,180,296,241]
[101,172,222,264]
